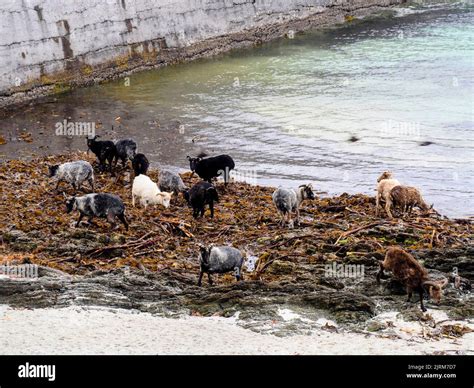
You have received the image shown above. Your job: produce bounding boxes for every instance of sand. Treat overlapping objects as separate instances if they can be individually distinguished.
[1,305,472,355]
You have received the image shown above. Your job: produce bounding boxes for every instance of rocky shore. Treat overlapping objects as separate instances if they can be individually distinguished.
[0,153,473,340]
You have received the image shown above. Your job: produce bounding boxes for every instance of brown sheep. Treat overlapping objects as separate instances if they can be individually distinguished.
[376,247,448,311]
[388,185,432,218]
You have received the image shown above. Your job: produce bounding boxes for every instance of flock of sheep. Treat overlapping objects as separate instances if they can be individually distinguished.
[45,134,451,310]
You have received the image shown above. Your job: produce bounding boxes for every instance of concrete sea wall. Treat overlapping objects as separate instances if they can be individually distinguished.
[0,0,404,108]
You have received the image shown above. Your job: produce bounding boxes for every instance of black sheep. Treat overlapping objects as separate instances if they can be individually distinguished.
[86,136,116,173]
[186,154,235,185]
[183,181,219,218]
[114,139,137,168]
[132,153,149,176]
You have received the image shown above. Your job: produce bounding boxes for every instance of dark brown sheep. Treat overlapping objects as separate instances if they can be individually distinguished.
[376,247,447,311]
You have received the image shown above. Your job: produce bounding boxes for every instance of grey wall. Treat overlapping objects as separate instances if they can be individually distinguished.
[0,0,403,106]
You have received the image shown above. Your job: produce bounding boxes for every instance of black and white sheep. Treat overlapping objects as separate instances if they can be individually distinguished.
[66,193,129,230]
[197,244,244,286]
[49,161,94,192]
[187,154,235,185]
[272,184,315,228]
[132,153,150,177]
[114,139,137,167]
[86,135,116,172]
[183,181,219,218]
[158,170,188,195]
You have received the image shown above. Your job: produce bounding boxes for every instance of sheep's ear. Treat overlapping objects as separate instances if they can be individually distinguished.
[186,155,191,160]
[429,204,434,210]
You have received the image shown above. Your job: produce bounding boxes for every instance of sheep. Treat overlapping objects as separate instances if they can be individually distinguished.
[272,184,315,228]
[158,170,188,195]
[183,181,219,219]
[375,171,400,217]
[86,135,116,172]
[197,244,244,286]
[187,154,235,185]
[66,193,128,230]
[131,174,172,209]
[114,139,137,168]
[388,185,432,218]
[49,161,95,192]
[132,153,149,177]
[376,247,448,311]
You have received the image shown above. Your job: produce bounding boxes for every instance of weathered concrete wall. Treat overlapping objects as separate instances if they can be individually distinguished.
[0,0,404,107]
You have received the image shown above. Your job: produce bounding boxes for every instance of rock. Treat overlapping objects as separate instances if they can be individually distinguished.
[267,260,296,275]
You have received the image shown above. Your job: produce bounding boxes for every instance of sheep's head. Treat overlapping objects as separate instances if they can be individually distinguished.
[198,243,212,265]
[49,165,59,177]
[423,278,448,304]
[65,197,77,213]
[157,192,173,208]
[299,184,315,200]
[86,135,99,147]
[377,171,393,182]
[207,186,219,202]
[186,156,201,172]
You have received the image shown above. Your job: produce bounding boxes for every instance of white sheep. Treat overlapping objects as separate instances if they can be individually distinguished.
[132,174,173,209]
[375,171,400,217]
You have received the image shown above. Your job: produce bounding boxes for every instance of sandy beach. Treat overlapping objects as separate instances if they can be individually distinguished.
[1,305,472,355]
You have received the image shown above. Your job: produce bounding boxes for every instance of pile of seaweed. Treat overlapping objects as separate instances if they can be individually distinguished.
[0,152,473,326]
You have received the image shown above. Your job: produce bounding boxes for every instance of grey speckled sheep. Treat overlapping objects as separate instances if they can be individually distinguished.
[158,170,188,195]
[49,161,94,192]
[66,193,128,230]
[272,184,315,228]
[198,245,244,286]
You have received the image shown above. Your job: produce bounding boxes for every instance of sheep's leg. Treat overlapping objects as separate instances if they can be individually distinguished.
[75,213,84,227]
[118,213,129,231]
[376,262,388,284]
[107,211,117,229]
[209,202,214,218]
[234,267,243,282]
[418,288,427,312]
[385,199,393,219]
[200,207,205,218]
[197,271,204,287]
[406,288,413,302]
[295,208,301,226]
[89,178,95,192]
[375,194,380,216]
[132,194,136,207]
[207,273,214,286]
[288,213,294,229]
[193,208,199,218]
